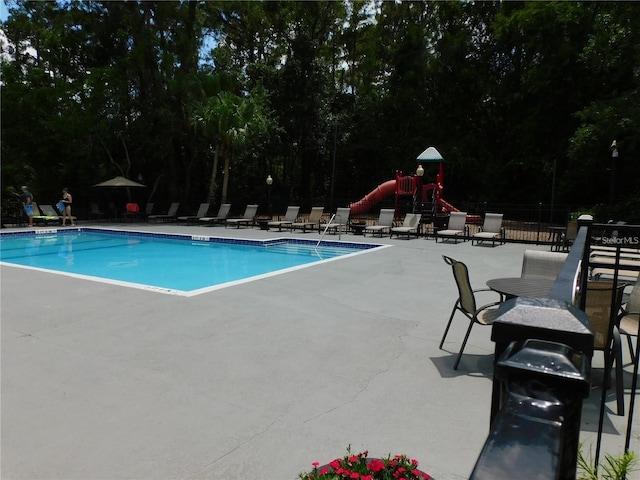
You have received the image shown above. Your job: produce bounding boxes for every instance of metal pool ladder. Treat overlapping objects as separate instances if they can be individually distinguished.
[316,213,338,254]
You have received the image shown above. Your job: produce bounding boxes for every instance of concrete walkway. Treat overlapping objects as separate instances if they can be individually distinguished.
[1,223,637,479]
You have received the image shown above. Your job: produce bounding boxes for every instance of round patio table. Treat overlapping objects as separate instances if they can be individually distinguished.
[487,277,556,299]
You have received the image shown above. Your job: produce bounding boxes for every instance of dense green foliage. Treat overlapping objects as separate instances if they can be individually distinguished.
[1,1,639,218]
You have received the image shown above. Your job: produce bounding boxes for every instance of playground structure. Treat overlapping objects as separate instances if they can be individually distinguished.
[349,147,479,222]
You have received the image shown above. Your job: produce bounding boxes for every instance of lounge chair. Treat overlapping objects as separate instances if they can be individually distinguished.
[141,203,154,220]
[323,207,350,234]
[289,207,324,233]
[148,202,180,223]
[31,202,59,226]
[440,255,502,370]
[177,203,210,225]
[225,204,258,228]
[390,213,421,239]
[364,209,395,237]
[200,203,231,226]
[267,206,300,231]
[40,204,77,226]
[435,212,469,243]
[89,202,106,220]
[471,213,505,246]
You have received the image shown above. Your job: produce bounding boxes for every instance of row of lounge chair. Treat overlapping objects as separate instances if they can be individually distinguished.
[29,202,77,226]
[435,212,505,246]
[87,202,504,244]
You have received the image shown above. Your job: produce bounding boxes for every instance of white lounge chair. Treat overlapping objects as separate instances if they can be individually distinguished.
[289,207,324,233]
[267,206,300,231]
[323,207,350,234]
[200,203,231,226]
[225,204,258,228]
[390,213,421,239]
[435,212,468,243]
[177,203,210,225]
[471,213,505,246]
[364,209,395,237]
[148,202,180,223]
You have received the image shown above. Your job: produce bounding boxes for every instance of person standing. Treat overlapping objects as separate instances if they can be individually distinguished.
[21,185,34,227]
[61,188,75,226]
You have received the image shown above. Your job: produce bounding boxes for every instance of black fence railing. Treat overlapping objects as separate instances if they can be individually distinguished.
[472,219,640,479]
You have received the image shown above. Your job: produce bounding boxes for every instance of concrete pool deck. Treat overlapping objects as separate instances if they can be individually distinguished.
[1,223,638,479]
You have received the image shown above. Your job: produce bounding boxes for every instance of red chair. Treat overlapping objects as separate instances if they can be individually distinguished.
[124,203,140,222]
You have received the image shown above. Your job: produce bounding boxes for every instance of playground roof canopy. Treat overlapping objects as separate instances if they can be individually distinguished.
[417,146,444,163]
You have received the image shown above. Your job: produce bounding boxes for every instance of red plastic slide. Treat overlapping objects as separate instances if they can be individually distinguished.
[349,180,396,215]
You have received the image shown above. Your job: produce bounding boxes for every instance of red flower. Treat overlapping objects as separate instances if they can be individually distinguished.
[312,462,319,468]
[349,456,358,463]
[368,459,385,472]
[320,467,329,475]
[350,473,359,479]
[411,459,419,466]
[330,460,340,469]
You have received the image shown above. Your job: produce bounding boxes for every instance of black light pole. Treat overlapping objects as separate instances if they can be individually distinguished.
[415,164,424,213]
[609,140,618,206]
[266,175,273,217]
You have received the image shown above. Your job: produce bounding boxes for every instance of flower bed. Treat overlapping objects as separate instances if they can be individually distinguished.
[299,448,431,480]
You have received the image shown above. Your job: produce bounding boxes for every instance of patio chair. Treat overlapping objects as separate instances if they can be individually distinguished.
[390,213,421,239]
[520,250,568,281]
[288,207,324,233]
[148,202,180,223]
[323,207,350,234]
[225,204,258,228]
[561,219,579,251]
[435,212,469,244]
[582,280,627,416]
[618,280,639,364]
[440,255,503,370]
[123,203,140,222]
[471,213,505,246]
[364,209,395,237]
[199,204,231,226]
[177,203,210,225]
[267,206,300,231]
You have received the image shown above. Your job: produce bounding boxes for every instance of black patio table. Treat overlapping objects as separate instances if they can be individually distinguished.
[487,277,556,299]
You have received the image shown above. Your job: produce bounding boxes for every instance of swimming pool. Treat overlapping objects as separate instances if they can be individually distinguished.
[0,228,387,295]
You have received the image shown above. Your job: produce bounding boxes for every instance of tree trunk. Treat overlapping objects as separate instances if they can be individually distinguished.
[221,147,231,204]
[208,143,220,203]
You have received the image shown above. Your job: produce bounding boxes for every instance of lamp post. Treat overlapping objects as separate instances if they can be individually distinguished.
[609,140,618,206]
[266,174,273,217]
[415,164,424,213]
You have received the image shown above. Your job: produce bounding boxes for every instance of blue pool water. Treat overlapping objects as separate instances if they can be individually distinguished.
[0,228,384,295]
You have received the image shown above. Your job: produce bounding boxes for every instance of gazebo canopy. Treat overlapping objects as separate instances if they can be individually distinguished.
[93,176,146,188]
[416,146,444,163]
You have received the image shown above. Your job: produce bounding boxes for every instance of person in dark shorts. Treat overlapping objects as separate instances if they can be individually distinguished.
[21,186,33,227]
